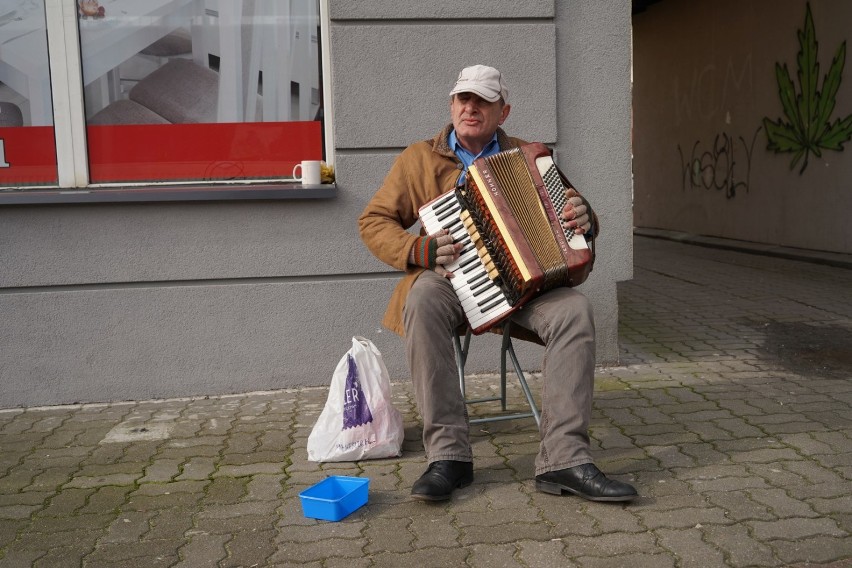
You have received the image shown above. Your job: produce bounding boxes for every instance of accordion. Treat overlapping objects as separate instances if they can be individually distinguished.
[419,142,593,334]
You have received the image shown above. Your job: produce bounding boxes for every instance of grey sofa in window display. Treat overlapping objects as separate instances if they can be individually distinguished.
[0,101,23,127]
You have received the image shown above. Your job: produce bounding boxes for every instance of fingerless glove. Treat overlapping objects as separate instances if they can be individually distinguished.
[410,236,439,269]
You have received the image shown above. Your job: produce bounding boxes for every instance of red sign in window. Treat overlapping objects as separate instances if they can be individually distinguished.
[0,128,58,186]
[86,121,323,183]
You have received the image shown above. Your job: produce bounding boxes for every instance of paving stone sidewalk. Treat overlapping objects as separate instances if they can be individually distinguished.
[1,235,851,567]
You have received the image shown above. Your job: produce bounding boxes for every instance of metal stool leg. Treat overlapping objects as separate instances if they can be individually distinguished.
[502,322,541,426]
[456,328,502,408]
[454,328,471,397]
[454,323,540,426]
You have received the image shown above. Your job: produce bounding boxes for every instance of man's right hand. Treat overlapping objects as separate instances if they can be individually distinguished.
[410,230,462,278]
[561,188,592,235]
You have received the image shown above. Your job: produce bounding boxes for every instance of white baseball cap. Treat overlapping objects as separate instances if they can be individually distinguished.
[449,65,508,103]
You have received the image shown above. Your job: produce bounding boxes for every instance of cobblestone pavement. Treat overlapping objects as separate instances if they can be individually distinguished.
[1,235,851,567]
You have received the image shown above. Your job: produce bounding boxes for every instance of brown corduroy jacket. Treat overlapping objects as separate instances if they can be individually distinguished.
[358,124,527,337]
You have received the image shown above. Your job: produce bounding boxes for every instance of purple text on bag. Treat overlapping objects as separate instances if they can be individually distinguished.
[343,354,373,430]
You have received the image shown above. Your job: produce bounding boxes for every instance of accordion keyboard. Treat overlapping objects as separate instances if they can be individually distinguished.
[419,190,514,333]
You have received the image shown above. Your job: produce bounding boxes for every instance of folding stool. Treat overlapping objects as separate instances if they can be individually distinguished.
[453,320,542,426]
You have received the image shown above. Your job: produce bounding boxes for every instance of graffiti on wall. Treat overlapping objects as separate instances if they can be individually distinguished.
[674,55,753,126]
[672,53,756,198]
[763,2,852,174]
[677,128,761,198]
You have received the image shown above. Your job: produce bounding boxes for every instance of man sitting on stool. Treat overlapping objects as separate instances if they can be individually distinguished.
[358,65,637,503]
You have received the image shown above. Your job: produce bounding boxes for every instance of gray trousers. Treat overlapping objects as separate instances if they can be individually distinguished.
[402,270,595,476]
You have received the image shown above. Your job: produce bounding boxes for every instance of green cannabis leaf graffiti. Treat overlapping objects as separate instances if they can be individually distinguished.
[763,2,852,174]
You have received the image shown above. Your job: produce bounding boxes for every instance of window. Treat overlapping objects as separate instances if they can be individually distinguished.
[0,0,57,185]
[0,0,331,192]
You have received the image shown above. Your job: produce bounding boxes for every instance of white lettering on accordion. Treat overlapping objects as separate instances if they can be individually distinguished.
[481,167,499,197]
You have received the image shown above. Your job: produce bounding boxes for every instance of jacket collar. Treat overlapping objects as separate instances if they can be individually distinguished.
[431,124,517,159]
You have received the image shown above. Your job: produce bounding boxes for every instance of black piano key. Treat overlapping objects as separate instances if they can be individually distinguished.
[477,290,502,307]
[434,195,458,215]
[436,208,458,224]
[481,294,505,314]
[433,194,455,208]
[458,255,480,269]
[468,271,488,286]
[461,261,483,275]
[443,219,463,233]
[480,296,506,313]
[462,265,481,276]
[458,243,474,256]
[433,191,456,206]
[470,276,491,294]
[458,253,482,278]
[435,202,459,218]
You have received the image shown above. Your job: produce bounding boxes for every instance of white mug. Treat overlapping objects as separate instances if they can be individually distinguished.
[293,160,322,185]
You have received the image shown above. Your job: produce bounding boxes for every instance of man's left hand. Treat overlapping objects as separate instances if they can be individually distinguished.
[561,188,591,235]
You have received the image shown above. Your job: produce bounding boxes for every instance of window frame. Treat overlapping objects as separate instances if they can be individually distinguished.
[1,0,335,201]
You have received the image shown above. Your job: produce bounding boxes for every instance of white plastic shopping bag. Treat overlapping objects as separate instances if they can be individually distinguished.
[307,337,404,462]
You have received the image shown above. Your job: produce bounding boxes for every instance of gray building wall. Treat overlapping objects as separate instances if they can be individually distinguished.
[0,0,633,408]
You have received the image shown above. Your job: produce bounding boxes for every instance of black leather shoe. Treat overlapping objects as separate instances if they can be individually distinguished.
[411,460,474,501]
[536,463,637,502]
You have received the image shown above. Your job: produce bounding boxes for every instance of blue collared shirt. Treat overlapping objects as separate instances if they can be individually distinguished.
[449,129,501,185]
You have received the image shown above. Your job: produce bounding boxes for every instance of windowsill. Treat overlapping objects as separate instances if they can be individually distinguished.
[0,183,337,205]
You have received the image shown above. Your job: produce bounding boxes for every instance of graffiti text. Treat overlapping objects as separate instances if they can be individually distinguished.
[677,128,761,198]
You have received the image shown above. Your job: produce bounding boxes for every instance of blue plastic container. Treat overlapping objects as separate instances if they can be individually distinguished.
[299,476,369,522]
